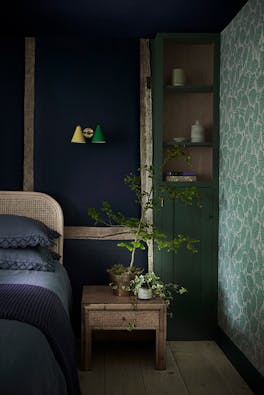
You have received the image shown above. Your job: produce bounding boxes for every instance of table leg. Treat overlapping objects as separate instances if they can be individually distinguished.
[155,306,166,370]
[81,309,92,370]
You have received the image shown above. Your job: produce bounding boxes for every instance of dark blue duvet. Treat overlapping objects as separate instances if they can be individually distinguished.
[0,263,80,395]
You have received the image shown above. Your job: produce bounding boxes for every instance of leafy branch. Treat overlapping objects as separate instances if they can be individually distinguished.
[88,145,202,270]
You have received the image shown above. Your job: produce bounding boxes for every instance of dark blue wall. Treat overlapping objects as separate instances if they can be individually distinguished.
[33,37,147,333]
[0,37,24,189]
[34,36,140,225]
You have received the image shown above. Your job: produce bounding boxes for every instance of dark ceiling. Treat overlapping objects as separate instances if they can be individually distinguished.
[2,0,248,37]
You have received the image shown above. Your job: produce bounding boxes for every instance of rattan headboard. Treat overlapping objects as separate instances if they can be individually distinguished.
[0,191,64,262]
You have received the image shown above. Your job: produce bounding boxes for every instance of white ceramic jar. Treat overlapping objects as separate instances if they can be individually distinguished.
[191,120,205,142]
[137,287,152,300]
[172,68,185,86]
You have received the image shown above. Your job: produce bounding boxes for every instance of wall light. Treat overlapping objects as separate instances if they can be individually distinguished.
[91,125,106,143]
[71,125,86,143]
[71,124,106,144]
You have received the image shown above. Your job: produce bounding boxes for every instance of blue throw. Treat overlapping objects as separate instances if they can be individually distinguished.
[0,283,80,395]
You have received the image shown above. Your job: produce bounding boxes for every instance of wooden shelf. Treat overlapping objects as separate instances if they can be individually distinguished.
[165,85,213,93]
[163,181,213,188]
[164,141,212,147]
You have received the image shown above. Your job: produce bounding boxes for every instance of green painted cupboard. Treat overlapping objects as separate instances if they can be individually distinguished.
[151,33,220,339]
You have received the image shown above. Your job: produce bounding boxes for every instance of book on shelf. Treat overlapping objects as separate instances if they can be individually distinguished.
[166,175,197,182]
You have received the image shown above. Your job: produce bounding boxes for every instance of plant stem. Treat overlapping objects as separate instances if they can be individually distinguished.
[129,183,153,269]
[130,245,136,268]
[129,220,142,269]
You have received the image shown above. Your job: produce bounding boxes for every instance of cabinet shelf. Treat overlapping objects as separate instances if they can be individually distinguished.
[163,181,213,188]
[164,141,212,147]
[165,85,213,93]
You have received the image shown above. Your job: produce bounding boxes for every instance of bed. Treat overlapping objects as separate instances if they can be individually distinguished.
[0,191,80,395]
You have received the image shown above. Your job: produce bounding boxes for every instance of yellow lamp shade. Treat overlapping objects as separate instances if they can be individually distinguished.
[71,125,86,143]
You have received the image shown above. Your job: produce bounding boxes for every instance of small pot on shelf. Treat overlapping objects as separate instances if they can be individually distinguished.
[137,287,153,300]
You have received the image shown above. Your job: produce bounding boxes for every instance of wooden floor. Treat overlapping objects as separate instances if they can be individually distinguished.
[79,340,254,395]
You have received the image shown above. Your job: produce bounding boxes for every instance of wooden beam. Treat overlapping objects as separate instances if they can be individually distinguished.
[23,37,35,191]
[64,226,134,240]
[140,39,153,271]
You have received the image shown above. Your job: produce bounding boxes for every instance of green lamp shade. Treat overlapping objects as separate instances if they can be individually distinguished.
[91,125,106,143]
[71,125,86,143]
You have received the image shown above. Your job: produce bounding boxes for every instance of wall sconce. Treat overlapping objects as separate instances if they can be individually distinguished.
[71,124,106,143]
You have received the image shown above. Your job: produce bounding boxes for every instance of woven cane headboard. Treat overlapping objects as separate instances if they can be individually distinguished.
[0,191,64,262]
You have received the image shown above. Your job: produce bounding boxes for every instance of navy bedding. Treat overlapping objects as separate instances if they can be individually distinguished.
[0,263,80,395]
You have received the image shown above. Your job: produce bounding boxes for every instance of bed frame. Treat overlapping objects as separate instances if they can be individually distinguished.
[0,191,64,262]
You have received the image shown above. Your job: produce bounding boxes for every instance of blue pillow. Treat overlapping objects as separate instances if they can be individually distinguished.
[0,215,60,248]
[0,247,60,272]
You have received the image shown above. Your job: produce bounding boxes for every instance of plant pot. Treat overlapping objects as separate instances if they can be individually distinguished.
[108,271,134,296]
[137,287,152,300]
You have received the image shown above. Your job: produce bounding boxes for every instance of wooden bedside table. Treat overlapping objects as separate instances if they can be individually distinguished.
[81,285,167,370]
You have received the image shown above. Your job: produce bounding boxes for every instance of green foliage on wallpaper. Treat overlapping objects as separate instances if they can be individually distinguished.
[219,0,264,376]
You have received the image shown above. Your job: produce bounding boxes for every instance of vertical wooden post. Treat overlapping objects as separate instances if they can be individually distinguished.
[156,304,167,370]
[23,37,35,191]
[140,39,153,272]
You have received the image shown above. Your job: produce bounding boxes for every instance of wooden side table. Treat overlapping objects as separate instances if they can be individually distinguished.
[81,285,167,370]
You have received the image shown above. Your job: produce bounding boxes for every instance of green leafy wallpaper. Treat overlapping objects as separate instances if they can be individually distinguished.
[219,0,264,375]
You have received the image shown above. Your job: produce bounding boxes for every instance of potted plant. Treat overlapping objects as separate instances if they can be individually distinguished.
[129,271,187,304]
[88,146,201,296]
[107,263,142,296]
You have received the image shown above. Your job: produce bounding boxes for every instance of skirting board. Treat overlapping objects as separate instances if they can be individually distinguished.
[215,326,264,395]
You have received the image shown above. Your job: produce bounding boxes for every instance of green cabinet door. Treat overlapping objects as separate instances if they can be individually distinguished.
[154,188,217,339]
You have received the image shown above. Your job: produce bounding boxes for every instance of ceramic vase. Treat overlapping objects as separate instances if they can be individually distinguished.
[172,68,186,86]
[191,120,205,142]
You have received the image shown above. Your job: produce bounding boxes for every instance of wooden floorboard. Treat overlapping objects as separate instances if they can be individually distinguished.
[197,341,255,395]
[104,343,145,395]
[140,343,189,395]
[79,341,254,395]
[78,343,105,395]
[170,341,233,395]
